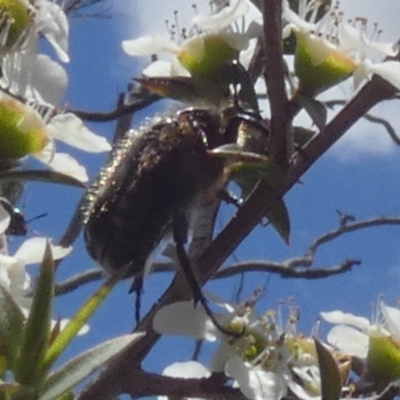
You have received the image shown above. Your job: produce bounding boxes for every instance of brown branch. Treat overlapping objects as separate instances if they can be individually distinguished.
[325,99,400,147]
[121,370,242,400]
[261,0,292,166]
[216,259,360,279]
[68,92,160,122]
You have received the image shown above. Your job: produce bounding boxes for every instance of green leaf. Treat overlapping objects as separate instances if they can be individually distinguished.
[42,278,117,373]
[39,333,144,400]
[0,382,37,400]
[0,170,85,188]
[0,286,24,370]
[267,198,290,244]
[314,338,341,400]
[15,242,54,386]
[293,126,315,147]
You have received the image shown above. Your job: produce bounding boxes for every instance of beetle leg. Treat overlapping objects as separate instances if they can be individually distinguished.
[172,212,242,338]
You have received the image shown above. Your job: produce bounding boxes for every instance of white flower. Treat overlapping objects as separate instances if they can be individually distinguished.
[154,299,318,400]
[0,236,89,335]
[321,300,399,358]
[122,0,255,78]
[0,237,69,313]
[283,0,400,93]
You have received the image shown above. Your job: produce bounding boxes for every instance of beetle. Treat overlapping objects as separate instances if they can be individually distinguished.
[82,105,269,321]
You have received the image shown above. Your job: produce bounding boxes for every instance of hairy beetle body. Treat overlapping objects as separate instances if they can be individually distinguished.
[83,109,230,279]
[83,106,269,285]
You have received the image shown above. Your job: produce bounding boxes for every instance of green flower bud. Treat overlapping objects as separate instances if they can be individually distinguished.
[294,30,358,96]
[178,33,245,80]
[367,334,400,384]
[0,94,48,161]
[0,0,33,50]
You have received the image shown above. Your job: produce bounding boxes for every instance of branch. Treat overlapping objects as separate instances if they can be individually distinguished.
[54,268,103,295]
[68,92,160,122]
[261,0,292,166]
[325,99,400,147]
[215,259,360,279]
[121,369,242,400]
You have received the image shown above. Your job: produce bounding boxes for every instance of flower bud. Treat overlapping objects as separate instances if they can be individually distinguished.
[0,0,33,51]
[294,31,358,96]
[0,93,48,161]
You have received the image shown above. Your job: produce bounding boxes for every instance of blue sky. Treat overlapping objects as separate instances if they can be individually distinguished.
[12,0,400,389]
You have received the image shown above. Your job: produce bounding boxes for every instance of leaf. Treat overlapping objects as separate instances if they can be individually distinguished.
[39,333,144,400]
[314,338,341,400]
[267,198,290,244]
[293,126,315,147]
[0,382,37,400]
[0,170,85,188]
[42,278,117,373]
[298,95,327,131]
[0,286,24,371]
[15,242,54,386]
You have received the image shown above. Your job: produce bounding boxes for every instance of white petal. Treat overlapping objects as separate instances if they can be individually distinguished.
[366,60,400,91]
[192,0,249,32]
[47,113,111,152]
[36,152,89,182]
[221,32,250,52]
[28,54,68,105]
[158,361,210,400]
[163,361,210,379]
[320,310,371,331]
[380,302,400,340]
[226,356,286,400]
[142,60,173,77]
[122,35,180,56]
[326,325,369,358]
[36,1,69,62]
[211,342,236,372]
[153,301,220,341]
[14,237,72,264]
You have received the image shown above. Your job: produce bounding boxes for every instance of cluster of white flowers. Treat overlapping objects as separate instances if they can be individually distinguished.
[154,299,325,400]
[153,296,400,400]
[0,204,88,333]
[123,0,400,102]
[0,0,111,182]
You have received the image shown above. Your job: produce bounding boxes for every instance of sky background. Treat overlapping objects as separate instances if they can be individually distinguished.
[11,0,400,394]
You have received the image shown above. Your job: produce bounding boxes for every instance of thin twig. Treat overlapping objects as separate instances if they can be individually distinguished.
[68,92,160,122]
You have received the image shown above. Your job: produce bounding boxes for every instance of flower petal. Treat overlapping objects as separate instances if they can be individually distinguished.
[226,356,287,400]
[320,310,371,331]
[36,151,89,182]
[192,0,249,32]
[28,54,68,105]
[122,35,180,56]
[14,237,72,263]
[366,60,400,91]
[380,302,400,340]
[142,60,173,77]
[153,301,220,341]
[47,113,111,152]
[35,0,69,62]
[326,324,369,358]
[158,361,210,400]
